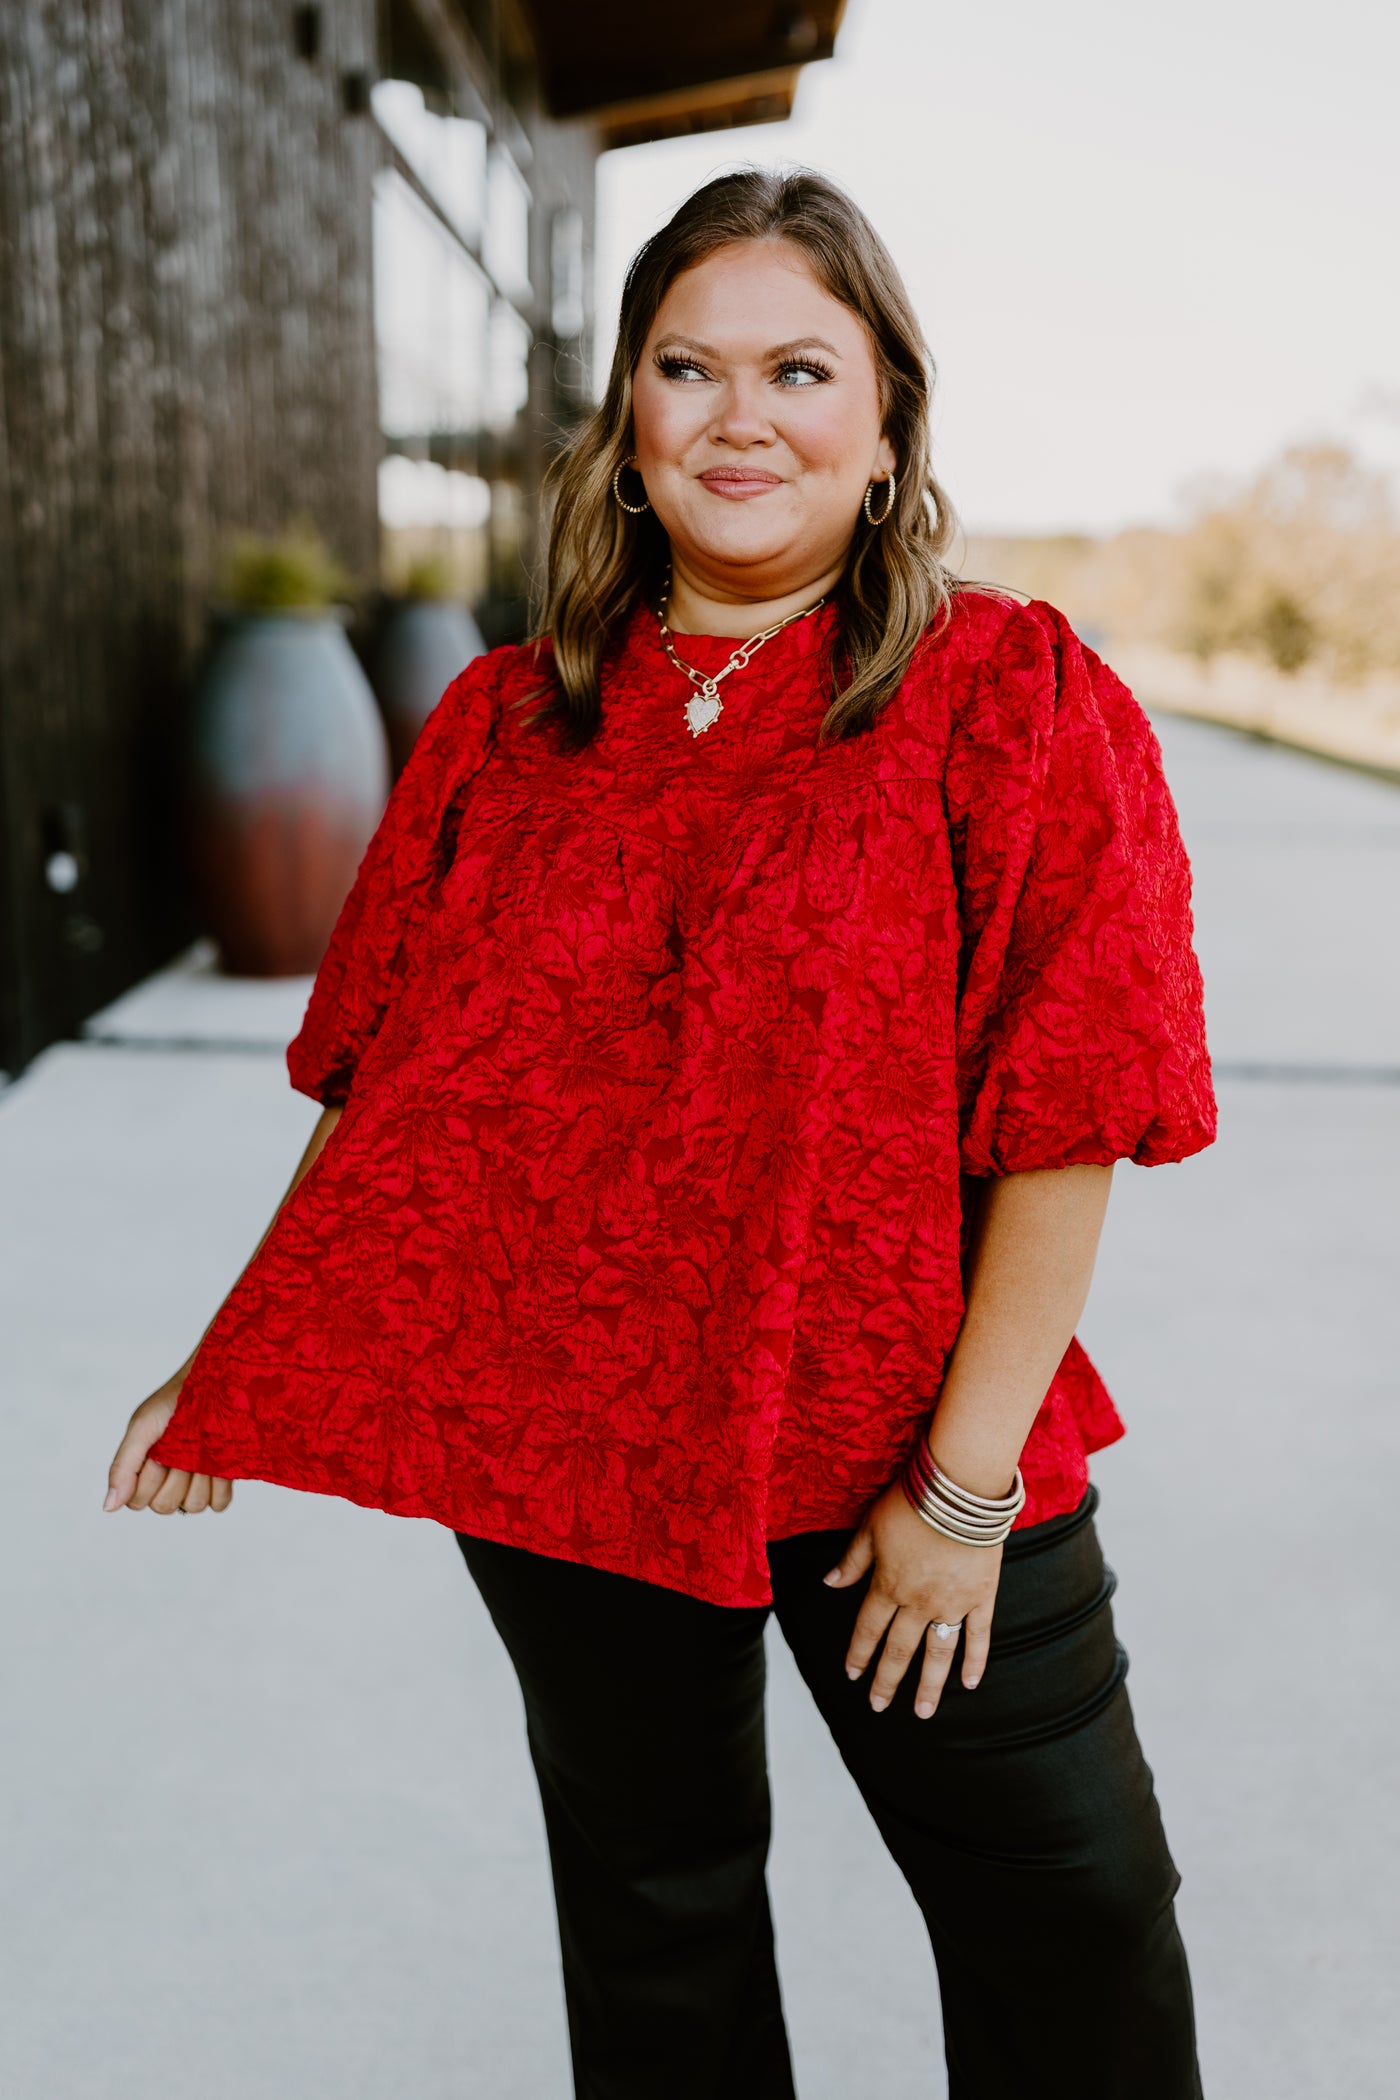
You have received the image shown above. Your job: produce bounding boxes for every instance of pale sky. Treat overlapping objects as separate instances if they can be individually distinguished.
[595,0,1400,536]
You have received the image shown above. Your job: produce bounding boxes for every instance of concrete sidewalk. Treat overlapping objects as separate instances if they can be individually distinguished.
[2,711,1397,2098]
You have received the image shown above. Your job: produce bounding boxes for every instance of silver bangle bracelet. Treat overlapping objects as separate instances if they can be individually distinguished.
[906,1439,1023,1515]
[901,1488,1022,1546]
[901,1440,1026,1546]
[900,1491,1013,1547]
[900,1476,1019,1537]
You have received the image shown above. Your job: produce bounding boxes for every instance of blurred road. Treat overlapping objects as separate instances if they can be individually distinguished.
[2,712,1396,2099]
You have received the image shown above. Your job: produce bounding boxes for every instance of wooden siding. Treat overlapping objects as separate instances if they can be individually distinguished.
[0,0,381,1075]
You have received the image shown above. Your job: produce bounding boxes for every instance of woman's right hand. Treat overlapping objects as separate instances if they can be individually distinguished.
[102,1106,340,1521]
[103,1372,234,1515]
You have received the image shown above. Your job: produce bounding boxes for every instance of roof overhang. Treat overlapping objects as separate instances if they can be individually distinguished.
[519,3,847,148]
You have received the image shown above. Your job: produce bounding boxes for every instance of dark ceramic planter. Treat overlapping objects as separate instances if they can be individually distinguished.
[370,598,486,775]
[188,610,390,976]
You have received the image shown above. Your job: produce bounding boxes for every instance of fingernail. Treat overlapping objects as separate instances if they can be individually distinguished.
[870,1695,888,1712]
[964,1674,980,1689]
[822,1569,842,1585]
[102,1489,119,1511]
[845,1665,861,1681]
[915,1700,934,1718]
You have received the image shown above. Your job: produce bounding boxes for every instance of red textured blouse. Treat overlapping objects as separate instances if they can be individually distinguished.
[151,590,1216,1606]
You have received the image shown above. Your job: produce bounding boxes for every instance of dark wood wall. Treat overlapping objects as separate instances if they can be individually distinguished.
[0,0,382,1077]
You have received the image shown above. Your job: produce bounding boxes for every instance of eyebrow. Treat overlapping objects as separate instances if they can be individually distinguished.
[653,333,845,361]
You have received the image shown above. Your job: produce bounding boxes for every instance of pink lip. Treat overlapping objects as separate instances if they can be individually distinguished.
[698,468,785,500]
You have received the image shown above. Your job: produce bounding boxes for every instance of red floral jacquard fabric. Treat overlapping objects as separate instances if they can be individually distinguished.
[150,592,1216,1605]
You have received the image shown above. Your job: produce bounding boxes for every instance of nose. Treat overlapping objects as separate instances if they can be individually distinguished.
[709,371,776,450]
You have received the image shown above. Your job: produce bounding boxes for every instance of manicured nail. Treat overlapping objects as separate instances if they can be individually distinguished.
[822,1568,842,1585]
[915,1700,934,1719]
[845,1665,861,1680]
[870,1695,888,1713]
[103,1489,119,1511]
[964,1675,980,1690]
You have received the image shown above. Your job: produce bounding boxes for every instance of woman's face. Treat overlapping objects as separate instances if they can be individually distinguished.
[630,239,896,602]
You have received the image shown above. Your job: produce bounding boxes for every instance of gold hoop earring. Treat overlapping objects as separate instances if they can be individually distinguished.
[612,460,651,515]
[863,471,896,525]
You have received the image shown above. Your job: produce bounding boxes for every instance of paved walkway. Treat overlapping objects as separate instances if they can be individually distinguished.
[2,712,1396,2098]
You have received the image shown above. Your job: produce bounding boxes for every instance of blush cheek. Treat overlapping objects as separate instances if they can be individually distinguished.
[777,399,879,500]
[632,379,710,480]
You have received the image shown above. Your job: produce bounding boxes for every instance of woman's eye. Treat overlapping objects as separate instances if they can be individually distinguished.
[774,360,833,388]
[656,355,711,383]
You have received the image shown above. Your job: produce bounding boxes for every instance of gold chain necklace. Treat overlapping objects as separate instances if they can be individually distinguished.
[656,566,828,739]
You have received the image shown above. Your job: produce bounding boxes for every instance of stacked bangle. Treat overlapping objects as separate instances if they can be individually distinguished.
[901,1438,1026,1546]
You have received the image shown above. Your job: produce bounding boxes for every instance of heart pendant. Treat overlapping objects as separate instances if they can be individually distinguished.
[685,688,723,738]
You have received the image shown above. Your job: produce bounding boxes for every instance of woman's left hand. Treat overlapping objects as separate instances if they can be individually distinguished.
[823,1479,1003,1718]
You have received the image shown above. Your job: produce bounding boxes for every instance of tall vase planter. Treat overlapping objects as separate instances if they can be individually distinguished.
[188,610,390,976]
[370,598,486,776]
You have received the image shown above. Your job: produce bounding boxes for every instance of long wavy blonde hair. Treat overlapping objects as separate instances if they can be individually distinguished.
[531,167,962,746]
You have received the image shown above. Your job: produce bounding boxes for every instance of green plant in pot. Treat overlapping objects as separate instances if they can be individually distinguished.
[371,554,486,777]
[396,554,456,602]
[189,521,389,977]
[220,521,358,615]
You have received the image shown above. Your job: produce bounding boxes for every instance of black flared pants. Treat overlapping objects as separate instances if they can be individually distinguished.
[454,1486,1203,2100]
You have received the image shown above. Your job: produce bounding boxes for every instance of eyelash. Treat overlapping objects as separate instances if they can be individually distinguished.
[777,357,835,387]
[654,354,835,388]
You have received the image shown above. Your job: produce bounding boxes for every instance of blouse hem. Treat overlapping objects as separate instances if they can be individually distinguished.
[149,1429,1115,1608]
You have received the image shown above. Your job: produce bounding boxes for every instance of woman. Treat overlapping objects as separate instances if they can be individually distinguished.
[108,170,1215,2098]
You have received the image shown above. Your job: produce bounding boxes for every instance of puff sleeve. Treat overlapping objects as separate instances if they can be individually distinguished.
[285,651,500,1107]
[949,599,1215,1176]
